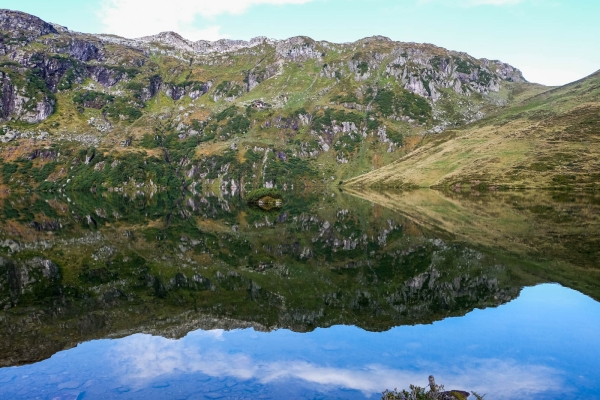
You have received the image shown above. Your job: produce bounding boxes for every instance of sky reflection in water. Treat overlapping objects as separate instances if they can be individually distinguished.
[1,284,599,399]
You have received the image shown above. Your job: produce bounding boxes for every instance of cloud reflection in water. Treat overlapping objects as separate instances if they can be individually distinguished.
[112,330,563,399]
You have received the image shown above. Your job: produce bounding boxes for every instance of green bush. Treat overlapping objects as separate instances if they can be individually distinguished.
[1,163,18,183]
[3,206,19,219]
[478,68,493,86]
[453,57,474,74]
[313,109,365,132]
[357,61,369,75]
[214,81,244,99]
[31,162,58,182]
[331,93,360,104]
[215,106,237,122]
[386,129,403,145]
[73,91,114,109]
[103,97,143,122]
[264,155,317,184]
[244,149,262,163]
[375,89,395,116]
[125,82,144,91]
[25,69,55,103]
[374,88,432,123]
[226,115,251,134]
[107,65,139,79]
[140,133,160,149]
[57,68,77,90]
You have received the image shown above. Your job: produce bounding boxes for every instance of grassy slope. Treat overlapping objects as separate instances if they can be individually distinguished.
[345,71,600,190]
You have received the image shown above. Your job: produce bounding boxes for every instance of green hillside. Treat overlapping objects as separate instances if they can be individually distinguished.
[0,9,548,194]
[345,70,600,190]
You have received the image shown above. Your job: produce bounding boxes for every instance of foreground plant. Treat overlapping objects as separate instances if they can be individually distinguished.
[382,376,483,400]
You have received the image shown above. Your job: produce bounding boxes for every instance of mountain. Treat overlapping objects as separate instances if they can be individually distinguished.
[345,70,600,190]
[0,9,549,193]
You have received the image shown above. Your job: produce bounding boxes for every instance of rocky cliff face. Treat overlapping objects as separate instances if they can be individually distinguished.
[0,9,57,54]
[116,31,526,103]
[0,70,55,123]
[0,9,528,125]
[0,9,545,191]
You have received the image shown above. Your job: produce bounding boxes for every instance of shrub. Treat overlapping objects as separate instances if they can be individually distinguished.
[374,88,432,123]
[73,91,114,109]
[57,68,77,90]
[25,69,55,102]
[1,163,18,183]
[387,129,403,145]
[103,97,143,122]
[31,162,58,182]
[382,376,476,400]
[226,115,251,134]
[214,81,244,99]
[125,82,144,92]
[453,57,474,74]
[357,61,369,75]
[140,133,160,149]
[215,106,237,122]
[331,93,360,104]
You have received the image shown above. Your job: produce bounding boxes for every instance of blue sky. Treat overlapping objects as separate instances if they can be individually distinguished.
[3,0,599,86]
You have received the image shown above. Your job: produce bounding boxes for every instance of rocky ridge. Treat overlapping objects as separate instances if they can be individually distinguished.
[0,8,528,123]
[0,9,548,191]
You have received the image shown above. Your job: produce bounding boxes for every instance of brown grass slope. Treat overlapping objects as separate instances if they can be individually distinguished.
[345,70,600,190]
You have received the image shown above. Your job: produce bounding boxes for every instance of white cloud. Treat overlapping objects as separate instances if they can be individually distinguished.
[98,0,315,40]
[112,333,565,399]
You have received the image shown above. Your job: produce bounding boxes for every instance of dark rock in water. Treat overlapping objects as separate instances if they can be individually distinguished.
[0,257,61,308]
[277,212,288,223]
[443,391,470,400]
[257,197,283,210]
[429,376,470,400]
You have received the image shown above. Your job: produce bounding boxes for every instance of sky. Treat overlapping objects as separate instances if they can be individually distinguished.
[3,0,599,86]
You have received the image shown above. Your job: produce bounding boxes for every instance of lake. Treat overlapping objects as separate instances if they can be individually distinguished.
[0,188,599,399]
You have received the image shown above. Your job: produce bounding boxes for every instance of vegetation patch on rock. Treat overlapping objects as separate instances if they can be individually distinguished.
[246,188,283,208]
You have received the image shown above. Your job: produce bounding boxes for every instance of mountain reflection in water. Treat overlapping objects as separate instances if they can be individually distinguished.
[0,189,599,398]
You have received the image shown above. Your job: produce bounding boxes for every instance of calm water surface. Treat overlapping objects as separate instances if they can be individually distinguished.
[0,189,599,399]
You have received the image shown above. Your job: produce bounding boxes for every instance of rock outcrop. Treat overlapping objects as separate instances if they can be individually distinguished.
[0,70,55,123]
[0,9,57,54]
